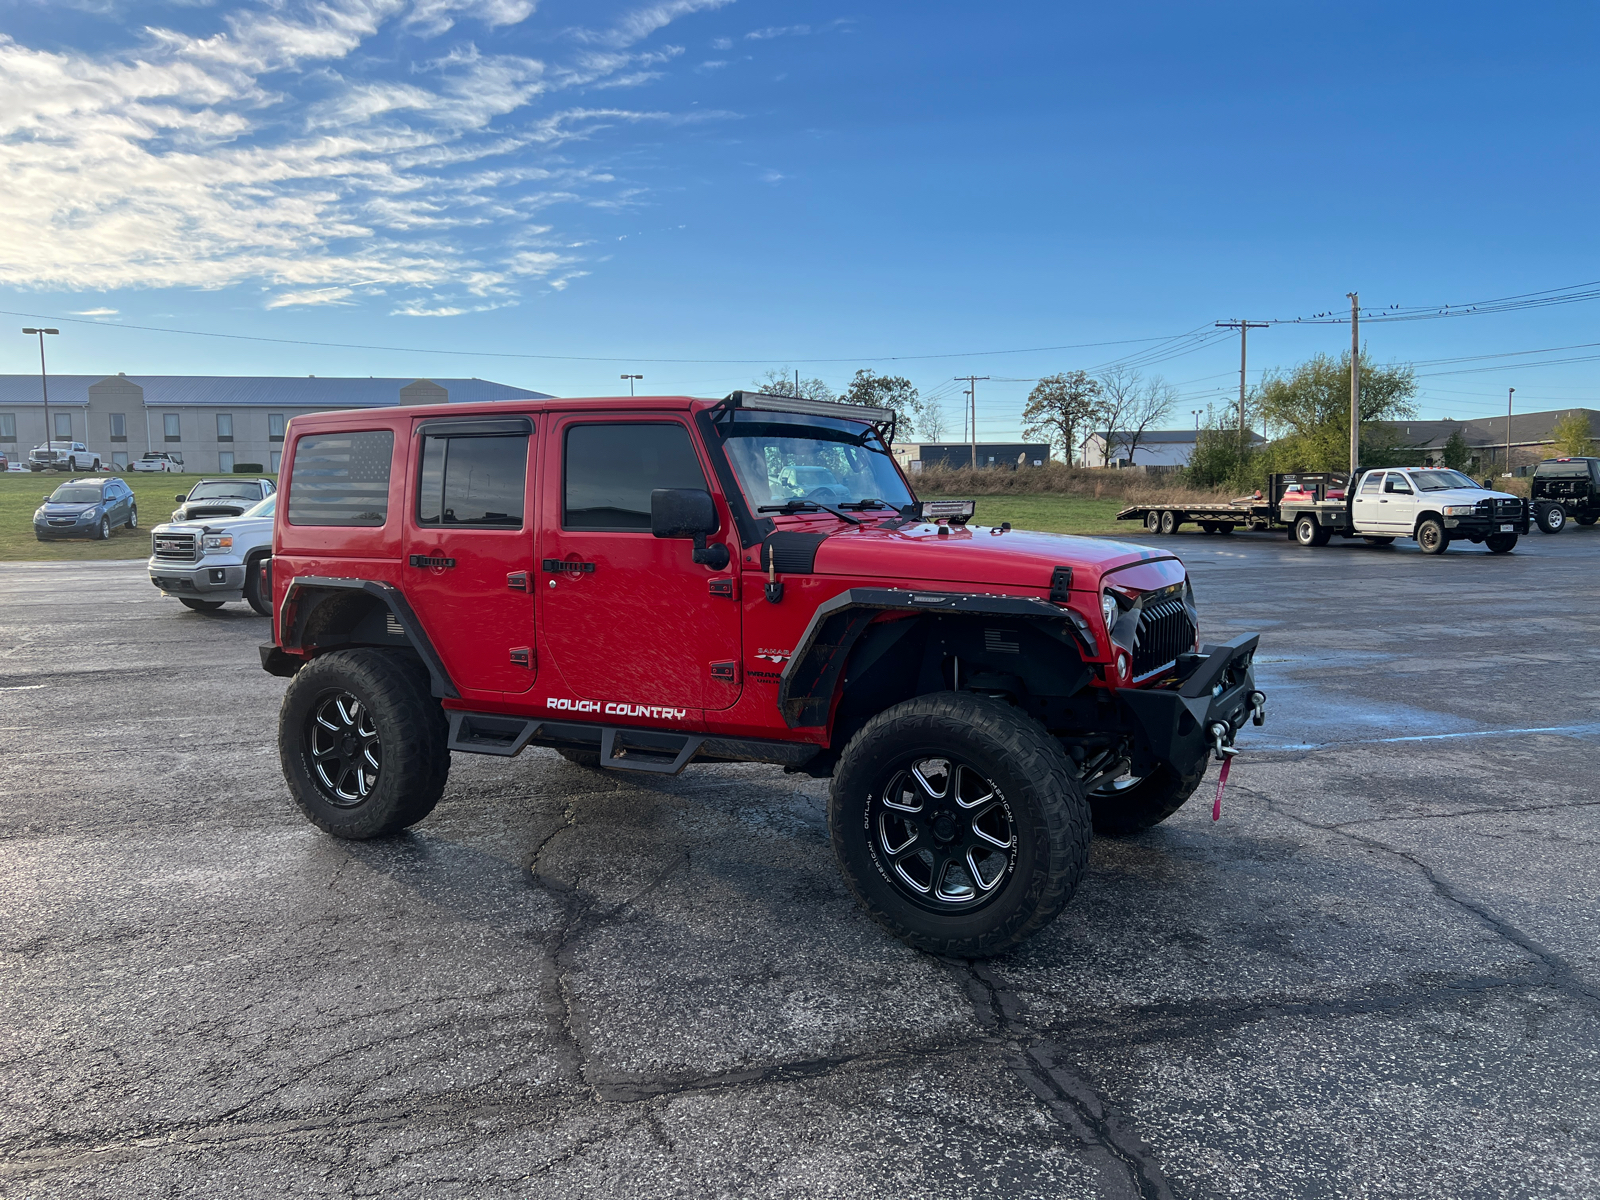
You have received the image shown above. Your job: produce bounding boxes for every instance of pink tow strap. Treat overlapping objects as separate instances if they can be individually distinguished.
[1212,756,1233,821]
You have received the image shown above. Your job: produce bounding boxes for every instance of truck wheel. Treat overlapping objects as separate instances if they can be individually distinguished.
[179,598,225,611]
[1145,511,1161,534]
[1536,504,1565,534]
[829,692,1091,957]
[279,649,449,839]
[1089,760,1206,836]
[1294,515,1329,546]
[243,554,271,616]
[1416,517,1449,554]
[556,748,603,769]
[1486,532,1518,554]
[1576,515,1597,527]
[1159,510,1180,535]
[1362,536,1394,546]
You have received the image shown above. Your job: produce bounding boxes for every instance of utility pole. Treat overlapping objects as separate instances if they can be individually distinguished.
[1347,292,1360,474]
[954,376,989,469]
[1505,387,1515,476]
[619,374,642,397]
[22,327,59,453]
[1215,321,1268,449]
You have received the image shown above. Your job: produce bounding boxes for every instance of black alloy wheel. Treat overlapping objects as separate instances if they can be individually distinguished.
[307,691,382,806]
[869,756,1017,912]
[1088,759,1207,835]
[1417,517,1449,555]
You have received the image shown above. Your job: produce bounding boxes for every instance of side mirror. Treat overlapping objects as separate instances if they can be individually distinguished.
[175,493,187,503]
[651,488,729,570]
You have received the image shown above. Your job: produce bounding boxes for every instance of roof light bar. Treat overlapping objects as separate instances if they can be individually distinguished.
[721,390,893,425]
[916,499,975,524]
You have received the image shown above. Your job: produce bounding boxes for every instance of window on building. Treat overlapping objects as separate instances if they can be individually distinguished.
[54,412,72,439]
[163,413,181,442]
[287,431,394,527]
[109,413,127,441]
[416,431,528,528]
[112,451,130,469]
[268,413,286,441]
[219,451,235,473]
[217,413,233,441]
[0,413,15,442]
[563,422,707,531]
[270,450,281,473]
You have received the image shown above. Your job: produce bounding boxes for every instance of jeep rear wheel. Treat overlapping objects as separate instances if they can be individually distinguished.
[280,649,449,839]
[1088,760,1206,836]
[829,692,1091,957]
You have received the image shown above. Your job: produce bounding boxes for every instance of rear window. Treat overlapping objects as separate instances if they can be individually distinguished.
[1537,461,1592,478]
[287,431,394,527]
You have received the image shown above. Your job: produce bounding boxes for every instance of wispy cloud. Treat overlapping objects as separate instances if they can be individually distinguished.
[746,24,808,40]
[70,307,120,316]
[0,0,736,311]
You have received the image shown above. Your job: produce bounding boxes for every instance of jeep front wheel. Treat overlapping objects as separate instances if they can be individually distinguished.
[1088,760,1206,836]
[279,649,449,839]
[829,692,1091,957]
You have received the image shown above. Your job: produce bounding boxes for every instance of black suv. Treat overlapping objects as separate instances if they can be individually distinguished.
[1531,458,1600,534]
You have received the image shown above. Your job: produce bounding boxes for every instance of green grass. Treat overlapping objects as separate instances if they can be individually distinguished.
[922,493,1134,536]
[0,472,275,562]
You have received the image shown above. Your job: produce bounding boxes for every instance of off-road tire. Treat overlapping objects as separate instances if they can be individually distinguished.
[1089,759,1207,836]
[1486,532,1518,554]
[279,649,449,839]
[1417,517,1449,554]
[556,748,604,769]
[829,692,1091,957]
[1362,536,1395,546]
[1294,515,1330,547]
[179,598,224,611]
[1159,510,1180,535]
[1145,510,1161,534]
[243,554,270,617]
[126,505,138,530]
[1536,504,1565,534]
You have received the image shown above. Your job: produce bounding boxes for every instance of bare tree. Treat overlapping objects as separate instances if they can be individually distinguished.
[1122,377,1177,463]
[751,368,835,402]
[919,400,949,442]
[1093,365,1143,466]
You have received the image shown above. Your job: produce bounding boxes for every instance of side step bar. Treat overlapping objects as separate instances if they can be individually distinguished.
[446,712,704,775]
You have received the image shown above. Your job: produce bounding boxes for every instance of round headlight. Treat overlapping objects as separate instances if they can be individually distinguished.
[1101,592,1119,635]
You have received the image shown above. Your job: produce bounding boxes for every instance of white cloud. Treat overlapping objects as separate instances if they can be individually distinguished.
[70,307,120,316]
[710,36,731,50]
[759,169,784,184]
[0,0,735,308]
[745,24,808,40]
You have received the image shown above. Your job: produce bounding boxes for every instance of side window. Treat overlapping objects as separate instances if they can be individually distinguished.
[563,423,708,531]
[416,434,528,528]
[1384,473,1413,495]
[287,431,394,527]
[1359,473,1382,494]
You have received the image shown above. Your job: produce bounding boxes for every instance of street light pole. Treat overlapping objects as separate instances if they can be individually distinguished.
[1192,409,1203,430]
[1505,387,1514,476]
[22,327,59,458]
[620,374,643,397]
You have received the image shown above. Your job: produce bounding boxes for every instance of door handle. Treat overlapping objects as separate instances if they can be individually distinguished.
[409,554,456,568]
[507,571,528,591]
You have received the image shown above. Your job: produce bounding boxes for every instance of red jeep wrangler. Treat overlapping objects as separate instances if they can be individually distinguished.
[261,392,1265,955]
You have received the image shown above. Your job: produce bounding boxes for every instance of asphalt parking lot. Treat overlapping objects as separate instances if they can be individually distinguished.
[4,529,1598,1199]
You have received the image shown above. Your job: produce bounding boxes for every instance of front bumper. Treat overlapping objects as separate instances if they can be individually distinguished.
[148,559,247,602]
[1115,633,1263,778]
[1443,513,1529,537]
[35,517,100,538]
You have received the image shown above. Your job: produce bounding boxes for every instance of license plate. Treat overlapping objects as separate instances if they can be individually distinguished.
[1500,524,1513,532]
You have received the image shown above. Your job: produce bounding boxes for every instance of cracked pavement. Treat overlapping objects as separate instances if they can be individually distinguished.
[2,529,1598,1198]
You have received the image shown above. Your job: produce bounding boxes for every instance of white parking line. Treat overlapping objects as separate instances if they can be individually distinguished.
[1250,722,1600,753]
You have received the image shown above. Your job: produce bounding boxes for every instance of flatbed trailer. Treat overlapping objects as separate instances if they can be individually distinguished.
[1117,473,1346,537]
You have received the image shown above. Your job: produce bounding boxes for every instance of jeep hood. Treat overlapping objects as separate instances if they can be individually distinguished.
[804,522,1181,592]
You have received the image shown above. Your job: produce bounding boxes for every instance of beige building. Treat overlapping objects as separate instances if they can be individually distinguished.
[0,374,549,473]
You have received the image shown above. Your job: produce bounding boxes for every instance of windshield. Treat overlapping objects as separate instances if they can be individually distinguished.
[715,411,914,512]
[241,494,277,519]
[49,486,102,504]
[1412,470,1480,491]
[188,481,260,501]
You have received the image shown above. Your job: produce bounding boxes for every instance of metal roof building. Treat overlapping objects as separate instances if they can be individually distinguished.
[0,374,550,473]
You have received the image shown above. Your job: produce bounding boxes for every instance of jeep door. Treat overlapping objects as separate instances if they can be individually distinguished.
[403,415,536,699]
[538,415,741,711]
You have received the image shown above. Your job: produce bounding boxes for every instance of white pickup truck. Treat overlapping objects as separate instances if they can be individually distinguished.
[29,441,102,472]
[1280,466,1528,554]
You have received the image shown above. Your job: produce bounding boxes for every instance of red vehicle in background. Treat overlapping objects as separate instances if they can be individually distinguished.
[260,392,1265,956]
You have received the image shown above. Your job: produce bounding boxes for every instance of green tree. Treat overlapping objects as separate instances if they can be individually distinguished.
[1022,371,1101,465]
[1441,425,1472,471]
[840,369,923,438]
[1257,350,1418,472]
[751,368,834,402]
[1552,410,1596,458]
[1184,403,1262,492]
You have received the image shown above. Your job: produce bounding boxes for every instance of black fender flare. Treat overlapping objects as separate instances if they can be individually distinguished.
[276,576,458,699]
[777,587,1096,728]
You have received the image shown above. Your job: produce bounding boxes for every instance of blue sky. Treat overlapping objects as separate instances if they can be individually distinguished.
[1,0,1596,438]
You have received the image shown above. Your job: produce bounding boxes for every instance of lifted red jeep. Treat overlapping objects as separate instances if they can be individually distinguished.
[261,391,1265,955]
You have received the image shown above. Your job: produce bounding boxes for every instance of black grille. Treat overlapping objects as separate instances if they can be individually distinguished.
[1132,596,1194,680]
[153,532,198,563]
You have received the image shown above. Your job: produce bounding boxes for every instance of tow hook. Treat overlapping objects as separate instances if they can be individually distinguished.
[1248,690,1267,727]
[1208,722,1240,762]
